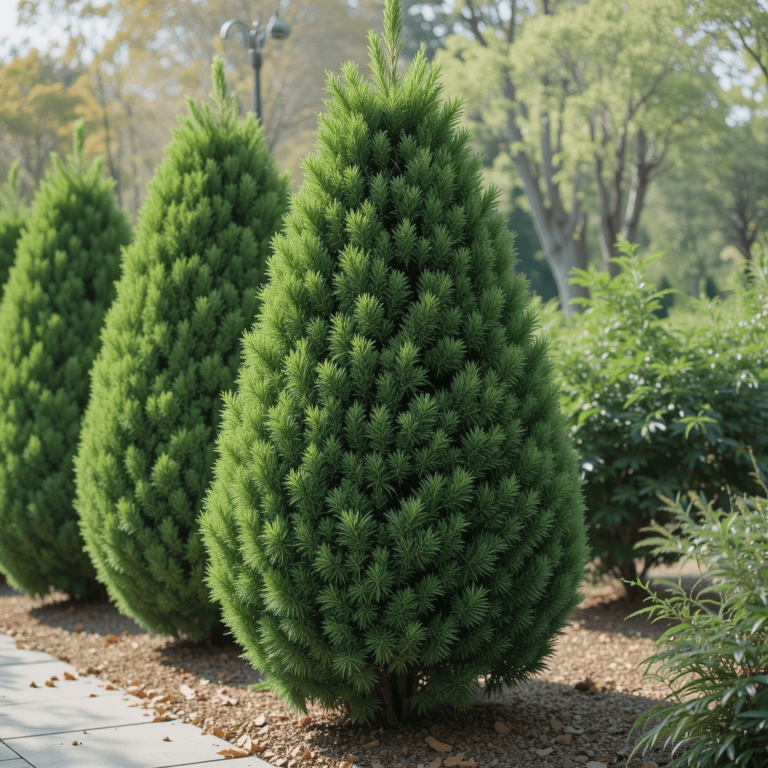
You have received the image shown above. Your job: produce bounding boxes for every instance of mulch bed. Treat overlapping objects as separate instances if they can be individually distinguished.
[0,576,683,768]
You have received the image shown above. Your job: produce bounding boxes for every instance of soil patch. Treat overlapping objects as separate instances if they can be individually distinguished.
[0,579,686,768]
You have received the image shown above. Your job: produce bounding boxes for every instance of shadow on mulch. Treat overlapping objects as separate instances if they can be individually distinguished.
[29,593,147,637]
[22,588,263,687]
[571,572,715,642]
[18,571,706,645]
[152,638,265,688]
[0,583,16,600]
[0,570,16,598]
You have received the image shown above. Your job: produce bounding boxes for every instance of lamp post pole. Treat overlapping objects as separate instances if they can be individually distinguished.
[252,24,263,120]
[220,11,291,121]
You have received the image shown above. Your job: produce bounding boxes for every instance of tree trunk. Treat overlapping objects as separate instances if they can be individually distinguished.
[594,127,655,276]
[508,146,589,318]
[500,72,588,318]
[689,273,701,299]
[595,214,621,278]
[593,154,621,278]
[373,665,422,725]
[728,181,757,261]
[543,226,589,318]
[124,101,142,221]
[620,131,653,249]
[97,77,122,208]
[734,232,755,262]
[377,666,399,726]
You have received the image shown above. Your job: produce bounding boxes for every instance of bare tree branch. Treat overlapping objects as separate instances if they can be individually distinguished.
[463,0,489,47]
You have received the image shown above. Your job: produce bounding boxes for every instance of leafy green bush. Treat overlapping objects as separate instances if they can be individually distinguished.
[0,123,131,597]
[202,0,588,725]
[628,478,768,768]
[0,162,29,294]
[75,61,289,639]
[550,240,768,590]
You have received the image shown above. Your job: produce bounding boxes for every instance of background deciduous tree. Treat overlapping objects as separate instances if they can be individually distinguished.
[2,0,767,308]
[0,49,83,197]
[702,118,768,262]
[7,0,380,217]
[432,0,719,313]
[640,106,768,296]
[694,0,768,82]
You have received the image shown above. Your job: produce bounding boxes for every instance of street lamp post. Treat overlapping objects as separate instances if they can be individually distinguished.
[220,10,291,121]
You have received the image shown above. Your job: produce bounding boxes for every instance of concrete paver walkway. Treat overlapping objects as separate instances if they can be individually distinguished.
[0,633,276,768]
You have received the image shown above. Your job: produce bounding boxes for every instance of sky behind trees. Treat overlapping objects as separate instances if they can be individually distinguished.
[1,0,106,52]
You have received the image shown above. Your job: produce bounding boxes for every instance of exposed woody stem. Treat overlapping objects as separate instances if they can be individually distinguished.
[373,664,423,724]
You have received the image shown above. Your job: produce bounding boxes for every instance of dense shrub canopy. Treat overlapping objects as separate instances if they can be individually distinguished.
[75,61,289,639]
[203,0,587,725]
[550,241,768,587]
[0,124,131,597]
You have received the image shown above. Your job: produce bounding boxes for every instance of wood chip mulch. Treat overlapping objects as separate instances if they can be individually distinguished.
[0,576,685,768]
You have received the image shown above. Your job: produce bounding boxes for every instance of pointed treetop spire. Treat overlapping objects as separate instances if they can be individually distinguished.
[187,57,240,128]
[367,0,406,94]
[211,56,238,117]
[211,56,228,101]
[383,0,404,86]
[73,119,86,159]
[61,119,89,177]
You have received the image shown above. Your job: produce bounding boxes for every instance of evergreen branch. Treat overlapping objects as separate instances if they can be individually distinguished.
[383,0,404,87]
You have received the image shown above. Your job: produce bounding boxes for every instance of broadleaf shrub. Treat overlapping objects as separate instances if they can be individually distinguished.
[0,122,131,597]
[628,475,768,768]
[75,60,289,639]
[549,240,768,590]
[202,0,588,725]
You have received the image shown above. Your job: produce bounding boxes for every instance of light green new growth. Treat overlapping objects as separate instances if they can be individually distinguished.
[75,58,289,639]
[0,123,131,596]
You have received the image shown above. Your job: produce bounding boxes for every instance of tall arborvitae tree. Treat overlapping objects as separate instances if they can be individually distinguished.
[0,162,29,295]
[202,0,588,725]
[75,60,289,639]
[0,123,131,597]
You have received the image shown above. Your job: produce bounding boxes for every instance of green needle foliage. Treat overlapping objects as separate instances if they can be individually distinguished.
[0,162,29,295]
[0,122,131,597]
[202,0,587,725]
[75,60,289,640]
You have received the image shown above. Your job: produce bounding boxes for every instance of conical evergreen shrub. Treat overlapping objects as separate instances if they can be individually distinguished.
[0,162,29,295]
[0,123,131,597]
[202,0,588,724]
[75,60,289,639]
